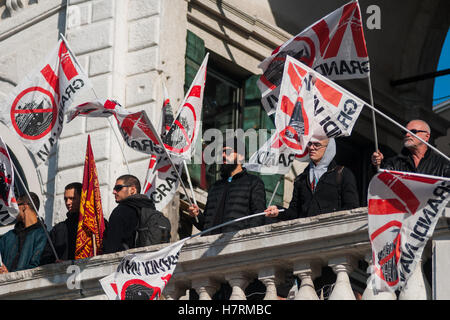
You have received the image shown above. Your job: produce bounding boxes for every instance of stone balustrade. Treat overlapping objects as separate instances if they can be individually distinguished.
[0,207,449,300]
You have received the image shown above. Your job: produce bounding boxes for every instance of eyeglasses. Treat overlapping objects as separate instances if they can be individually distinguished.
[404,129,428,135]
[113,184,130,192]
[307,142,327,149]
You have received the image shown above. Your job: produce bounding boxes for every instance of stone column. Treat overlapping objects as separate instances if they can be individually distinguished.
[328,257,356,300]
[163,282,185,300]
[192,278,218,300]
[398,258,431,300]
[293,262,320,300]
[362,252,397,300]
[258,266,282,300]
[225,272,249,300]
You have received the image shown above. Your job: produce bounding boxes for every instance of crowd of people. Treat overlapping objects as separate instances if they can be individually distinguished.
[0,119,448,285]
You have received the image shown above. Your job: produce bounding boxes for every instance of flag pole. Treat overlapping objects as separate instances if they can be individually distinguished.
[183,160,198,206]
[367,74,380,170]
[268,176,282,207]
[11,164,60,262]
[59,33,131,174]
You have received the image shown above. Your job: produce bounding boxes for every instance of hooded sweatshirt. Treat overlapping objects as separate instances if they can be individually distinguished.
[103,194,155,254]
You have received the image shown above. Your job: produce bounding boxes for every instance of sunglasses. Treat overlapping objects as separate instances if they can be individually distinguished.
[307,142,327,149]
[404,129,428,135]
[113,184,130,192]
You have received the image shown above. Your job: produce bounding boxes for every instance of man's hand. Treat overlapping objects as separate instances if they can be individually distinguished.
[0,265,8,274]
[188,204,200,218]
[371,150,384,167]
[265,205,279,218]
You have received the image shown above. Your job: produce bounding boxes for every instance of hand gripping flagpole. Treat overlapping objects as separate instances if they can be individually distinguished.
[59,33,132,174]
[364,103,450,164]
[11,163,60,262]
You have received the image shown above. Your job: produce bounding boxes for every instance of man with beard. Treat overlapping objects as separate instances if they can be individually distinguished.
[371,119,449,177]
[103,174,167,254]
[187,137,267,235]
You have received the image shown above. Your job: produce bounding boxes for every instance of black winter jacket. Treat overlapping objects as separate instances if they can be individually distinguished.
[40,211,108,265]
[382,147,450,177]
[282,160,359,220]
[103,194,155,254]
[192,169,266,235]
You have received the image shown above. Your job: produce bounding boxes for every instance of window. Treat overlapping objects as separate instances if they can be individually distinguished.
[184,31,284,207]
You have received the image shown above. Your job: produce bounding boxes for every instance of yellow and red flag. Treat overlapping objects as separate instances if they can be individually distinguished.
[75,135,105,259]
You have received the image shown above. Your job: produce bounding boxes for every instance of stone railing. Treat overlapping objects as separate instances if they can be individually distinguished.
[0,207,449,300]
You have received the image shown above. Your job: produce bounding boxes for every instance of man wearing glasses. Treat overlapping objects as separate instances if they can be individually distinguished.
[103,174,162,254]
[371,119,449,177]
[265,138,359,219]
[0,192,47,273]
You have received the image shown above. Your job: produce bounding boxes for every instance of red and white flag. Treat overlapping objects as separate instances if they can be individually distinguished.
[246,55,365,174]
[100,238,187,300]
[160,82,175,137]
[367,170,450,293]
[163,54,209,160]
[0,38,92,164]
[0,136,19,225]
[258,0,369,115]
[142,153,183,211]
[67,99,166,158]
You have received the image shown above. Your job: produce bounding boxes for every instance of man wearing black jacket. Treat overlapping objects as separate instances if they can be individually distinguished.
[103,174,156,253]
[40,183,82,265]
[371,119,449,177]
[188,138,267,235]
[265,138,359,220]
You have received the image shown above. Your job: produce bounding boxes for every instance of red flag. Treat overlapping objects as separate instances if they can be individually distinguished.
[75,135,105,259]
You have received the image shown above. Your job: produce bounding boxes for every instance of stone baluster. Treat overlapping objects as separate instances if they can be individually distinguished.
[192,278,218,300]
[163,282,185,300]
[362,253,397,300]
[258,266,282,300]
[293,262,320,300]
[328,256,356,300]
[225,272,249,300]
[398,258,431,300]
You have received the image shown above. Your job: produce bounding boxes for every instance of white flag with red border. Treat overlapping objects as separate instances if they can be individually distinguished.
[100,238,187,300]
[0,136,19,225]
[367,170,450,293]
[0,39,92,164]
[67,99,166,158]
[163,54,209,160]
[258,0,369,115]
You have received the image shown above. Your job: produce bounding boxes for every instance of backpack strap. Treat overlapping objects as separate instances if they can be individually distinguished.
[335,165,344,209]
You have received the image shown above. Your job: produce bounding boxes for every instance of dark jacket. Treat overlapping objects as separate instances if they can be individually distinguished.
[382,147,450,177]
[103,194,155,254]
[40,211,108,265]
[282,160,359,220]
[0,221,47,272]
[192,169,266,235]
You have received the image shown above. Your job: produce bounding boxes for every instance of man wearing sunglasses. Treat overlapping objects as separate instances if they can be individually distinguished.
[0,192,47,273]
[371,119,449,177]
[103,174,165,254]
[187,137,267,235]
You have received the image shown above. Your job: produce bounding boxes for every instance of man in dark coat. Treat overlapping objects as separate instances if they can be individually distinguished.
[0,192,47,273]
[103,174,156,253]
[371,119,449,177]
[266,138,359,220]
[188,137,267,235]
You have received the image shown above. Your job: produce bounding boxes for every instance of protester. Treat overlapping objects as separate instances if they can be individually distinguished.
[0,192,47,273]
[188,137,268,235]
[103,175,168,254]
[371,119,449,177]
[265,138,359,220]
